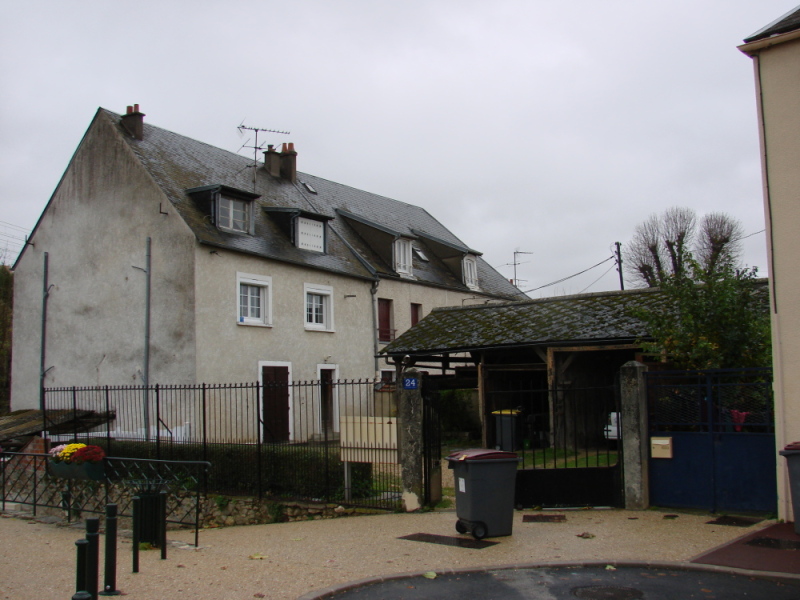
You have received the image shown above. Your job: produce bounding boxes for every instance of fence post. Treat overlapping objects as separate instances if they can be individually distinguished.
[397,369,424,511]
[620,360,649,510]
[99,504,120,596]
[85,517,100,599]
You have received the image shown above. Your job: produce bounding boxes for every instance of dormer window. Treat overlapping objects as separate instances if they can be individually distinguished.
[296,216,326,253]
[394,238,413,276]
[219,196,250,233]
[463,255,479,290]
[186,185,259,236]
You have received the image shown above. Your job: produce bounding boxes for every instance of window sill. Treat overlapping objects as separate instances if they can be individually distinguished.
[304,326,335,333]
[237,321,272,328]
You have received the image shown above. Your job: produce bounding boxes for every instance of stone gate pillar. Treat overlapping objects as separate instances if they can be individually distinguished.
[620,360,649,510]
[397,368,423,511]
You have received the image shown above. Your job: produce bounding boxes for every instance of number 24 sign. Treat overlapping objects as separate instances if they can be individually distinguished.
[403,377,418,390]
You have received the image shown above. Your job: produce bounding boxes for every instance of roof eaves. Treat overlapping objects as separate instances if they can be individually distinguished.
[410,228,480,256]
[335,209,407,238]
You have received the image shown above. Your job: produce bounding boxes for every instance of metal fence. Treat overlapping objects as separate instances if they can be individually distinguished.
[647,367,774,433]
[0,453,208,545]
[42,379,402,509]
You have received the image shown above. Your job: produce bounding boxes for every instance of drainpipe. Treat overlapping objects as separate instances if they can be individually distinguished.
[133,238,152,440]
[39,252,50,412]
[143,238,152,440]
[370,279,380,375]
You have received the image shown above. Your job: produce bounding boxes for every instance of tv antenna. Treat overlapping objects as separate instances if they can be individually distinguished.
[512,250,533,287]
[237,122,290,190]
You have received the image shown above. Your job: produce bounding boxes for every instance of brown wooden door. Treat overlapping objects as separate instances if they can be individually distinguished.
[378,298,393,342]
[320,368,335,437]
[262,366,290,442]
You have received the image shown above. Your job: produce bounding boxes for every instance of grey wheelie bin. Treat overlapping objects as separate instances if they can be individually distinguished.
[446,448,518,540]
[779,441,800,534]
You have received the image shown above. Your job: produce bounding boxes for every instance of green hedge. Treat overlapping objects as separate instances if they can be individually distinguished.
[95,440,373,501]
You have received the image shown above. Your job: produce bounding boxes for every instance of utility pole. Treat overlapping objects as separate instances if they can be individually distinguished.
[615,241,624,290]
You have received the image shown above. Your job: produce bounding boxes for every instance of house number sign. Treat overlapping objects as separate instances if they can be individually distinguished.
[403,377,419,390]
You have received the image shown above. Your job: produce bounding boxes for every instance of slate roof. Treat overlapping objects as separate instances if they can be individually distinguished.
[381,287,670,356]
[744,5,800,43]
[97,109,524,300]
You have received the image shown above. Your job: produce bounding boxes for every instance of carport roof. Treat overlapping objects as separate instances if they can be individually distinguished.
[381,287,669,357]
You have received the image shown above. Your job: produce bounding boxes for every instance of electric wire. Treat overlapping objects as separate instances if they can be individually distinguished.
[522,256,614,294]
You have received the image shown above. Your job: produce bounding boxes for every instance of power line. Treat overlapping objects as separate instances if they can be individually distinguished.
[522,256,615,294]
[578,263,617,294]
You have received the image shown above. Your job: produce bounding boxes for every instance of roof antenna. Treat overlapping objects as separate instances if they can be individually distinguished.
[237,121,290,191]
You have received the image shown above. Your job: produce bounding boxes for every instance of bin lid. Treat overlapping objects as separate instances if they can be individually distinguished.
[446,448,518,461]
[780,441,800,455]
[490,409,521,415]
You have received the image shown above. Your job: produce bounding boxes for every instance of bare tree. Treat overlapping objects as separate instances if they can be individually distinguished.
[624,207,744,287]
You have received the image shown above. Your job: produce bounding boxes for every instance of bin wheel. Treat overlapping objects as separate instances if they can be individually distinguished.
[455,519,467,535]
[472,522,488,540]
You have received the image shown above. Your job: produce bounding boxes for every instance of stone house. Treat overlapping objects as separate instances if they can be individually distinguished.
[10,105,523,441]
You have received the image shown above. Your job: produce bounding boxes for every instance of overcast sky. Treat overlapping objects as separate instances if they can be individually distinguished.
[0,1,791,295]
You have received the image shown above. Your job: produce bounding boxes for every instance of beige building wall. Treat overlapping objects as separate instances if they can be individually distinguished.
[193,247,376,384]
[11,114,198,410]
[741,31,800,522]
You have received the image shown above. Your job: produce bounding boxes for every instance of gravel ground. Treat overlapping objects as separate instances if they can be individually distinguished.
[0,506,765,600]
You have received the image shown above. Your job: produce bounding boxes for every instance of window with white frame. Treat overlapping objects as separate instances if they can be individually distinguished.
[463,255,479,290]
[237,273,272,326]
[218,196,251,233]
[304,283,334,331]
[394,238,413,276]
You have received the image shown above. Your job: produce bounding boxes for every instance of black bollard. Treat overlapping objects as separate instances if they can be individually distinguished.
[159,490,168,560]
[72,593,92,600]
[132,496,140,574]
[99,504,120,596]
[85,518,100,599]
[75,538,88,594]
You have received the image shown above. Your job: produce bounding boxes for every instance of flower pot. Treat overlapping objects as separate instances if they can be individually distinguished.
[48,461,105,481]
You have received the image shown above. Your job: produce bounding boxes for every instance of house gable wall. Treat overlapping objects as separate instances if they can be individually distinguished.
[11,112,198,408]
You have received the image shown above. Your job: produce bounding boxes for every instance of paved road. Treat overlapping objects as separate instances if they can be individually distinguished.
[309,564,800,599]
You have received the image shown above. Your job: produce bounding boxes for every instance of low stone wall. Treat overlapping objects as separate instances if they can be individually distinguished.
[201,496,369,528]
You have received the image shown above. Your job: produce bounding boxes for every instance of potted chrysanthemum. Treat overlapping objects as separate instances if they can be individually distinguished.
[48,443,106,480]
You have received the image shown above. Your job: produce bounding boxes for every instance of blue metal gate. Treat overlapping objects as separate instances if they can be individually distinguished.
[647,368,776,513]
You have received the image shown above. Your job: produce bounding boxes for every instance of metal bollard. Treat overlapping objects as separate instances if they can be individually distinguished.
[72,593,92,600]
[132,496,140,574]
[85,518,100,599]
[159,490,168,560]
[75,538,88,594]
[99,504,120,596]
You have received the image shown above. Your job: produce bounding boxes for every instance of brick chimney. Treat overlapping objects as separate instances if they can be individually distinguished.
[263,144,282,178]
[121,104,145,140]
[280,142,297,183]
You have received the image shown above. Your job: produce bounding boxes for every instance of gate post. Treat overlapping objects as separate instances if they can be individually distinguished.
[620,361,649,510]
[397,368,423,511]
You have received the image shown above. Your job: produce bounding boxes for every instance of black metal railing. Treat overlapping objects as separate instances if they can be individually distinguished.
[40,379,402,509]
[0,453,208,545]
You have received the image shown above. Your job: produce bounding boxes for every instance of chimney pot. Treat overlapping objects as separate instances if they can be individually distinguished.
[121,104,145,140]
[280,142,297,183]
